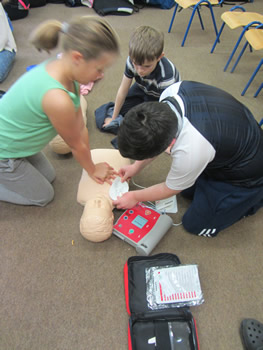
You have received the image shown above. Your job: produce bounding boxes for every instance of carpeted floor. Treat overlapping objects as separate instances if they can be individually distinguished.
[0,1,263,349]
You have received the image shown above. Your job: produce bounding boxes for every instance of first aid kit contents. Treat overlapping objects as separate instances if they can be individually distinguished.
[124,253,202,350]
[146,264,204,310]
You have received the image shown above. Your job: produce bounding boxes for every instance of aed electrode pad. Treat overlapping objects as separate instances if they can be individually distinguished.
[109,176,129,201]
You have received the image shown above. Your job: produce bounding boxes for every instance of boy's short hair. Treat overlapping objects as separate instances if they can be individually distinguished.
[118,102,178,160]
[129,26,164,65]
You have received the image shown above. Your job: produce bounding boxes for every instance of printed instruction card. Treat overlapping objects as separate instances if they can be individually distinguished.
[152,265,203,305]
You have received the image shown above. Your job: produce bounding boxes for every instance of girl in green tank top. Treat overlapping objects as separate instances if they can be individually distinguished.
[0,16,119,206]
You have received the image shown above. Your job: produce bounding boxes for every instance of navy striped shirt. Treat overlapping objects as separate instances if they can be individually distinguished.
[124,56,180,98]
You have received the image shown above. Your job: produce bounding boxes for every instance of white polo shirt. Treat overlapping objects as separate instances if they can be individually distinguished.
[160,82,216,191]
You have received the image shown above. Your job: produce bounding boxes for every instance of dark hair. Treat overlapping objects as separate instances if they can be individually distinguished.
[118,102,178,160]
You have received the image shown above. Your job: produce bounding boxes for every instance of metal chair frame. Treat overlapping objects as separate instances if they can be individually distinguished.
[241,58,263,97]
[168,0,224,47]
[210,6,263,72]
[223,21,263,72]
[254,81,263,98]
[230,23,263,73]
[211,5,246,53]
[227,23,263,97]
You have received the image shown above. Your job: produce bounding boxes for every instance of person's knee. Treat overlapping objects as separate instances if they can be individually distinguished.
[182,211,219,238]
[27,183,55,206]
[36,185,55,206]
[0,71,7,83]
[47,169,56,184]
[0,60,14,83]
[0,182,54,206]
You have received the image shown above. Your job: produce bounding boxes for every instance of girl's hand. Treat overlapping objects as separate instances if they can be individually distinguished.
[91,162,117,184]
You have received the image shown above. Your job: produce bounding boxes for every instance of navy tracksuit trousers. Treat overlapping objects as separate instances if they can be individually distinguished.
[182,175,263,237]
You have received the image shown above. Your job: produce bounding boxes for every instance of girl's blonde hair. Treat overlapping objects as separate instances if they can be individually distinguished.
[30,16,119,60]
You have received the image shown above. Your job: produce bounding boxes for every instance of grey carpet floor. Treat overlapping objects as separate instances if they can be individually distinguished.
[0,1,263,349]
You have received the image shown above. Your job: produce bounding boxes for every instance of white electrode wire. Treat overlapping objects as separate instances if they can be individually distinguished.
[131,178,145,189]
[131,178,182,226]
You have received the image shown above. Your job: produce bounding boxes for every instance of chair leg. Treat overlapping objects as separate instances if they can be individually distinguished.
[181,4,200,47]
[208,5,219,38]
[259,118,263,126]
[224,21,263,72]
[254,83,263,98]
[211,22,225,53]
[197,7,205,30]
[168,4,179,33]
[230,41,249,73]
[224,27,247,72]
[211,6,246,54]
[241,59,263,96]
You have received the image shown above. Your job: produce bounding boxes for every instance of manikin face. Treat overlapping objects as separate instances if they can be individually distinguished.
[80,195,114,242]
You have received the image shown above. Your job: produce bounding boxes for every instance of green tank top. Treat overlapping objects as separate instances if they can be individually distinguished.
[0,60,80,159]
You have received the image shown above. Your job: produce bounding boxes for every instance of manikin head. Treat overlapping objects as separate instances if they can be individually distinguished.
[80,194,114,242]
[77,149,130,242]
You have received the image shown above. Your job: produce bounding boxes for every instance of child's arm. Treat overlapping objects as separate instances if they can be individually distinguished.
[103,74,132,127]
[43,89,116,184]
[118,159,156,182]
[113,182,180,209]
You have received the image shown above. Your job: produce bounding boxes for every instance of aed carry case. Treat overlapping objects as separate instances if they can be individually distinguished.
[123,253,201,350]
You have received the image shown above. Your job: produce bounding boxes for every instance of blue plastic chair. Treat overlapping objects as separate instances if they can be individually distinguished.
[230,24,263,72]
[210,6,263,72]
[228,24,263,97]
[223,21,263,72]
[211,5,247,53]
[168,0,224,47]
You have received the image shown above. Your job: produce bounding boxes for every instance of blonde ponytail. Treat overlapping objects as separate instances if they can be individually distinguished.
[29,20,62,52]
[29,16,119,59]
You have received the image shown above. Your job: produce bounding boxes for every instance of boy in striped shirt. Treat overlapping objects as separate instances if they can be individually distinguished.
[103,25,180,128]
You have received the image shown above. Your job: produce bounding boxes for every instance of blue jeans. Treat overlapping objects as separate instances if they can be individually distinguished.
[0,49,16,83]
